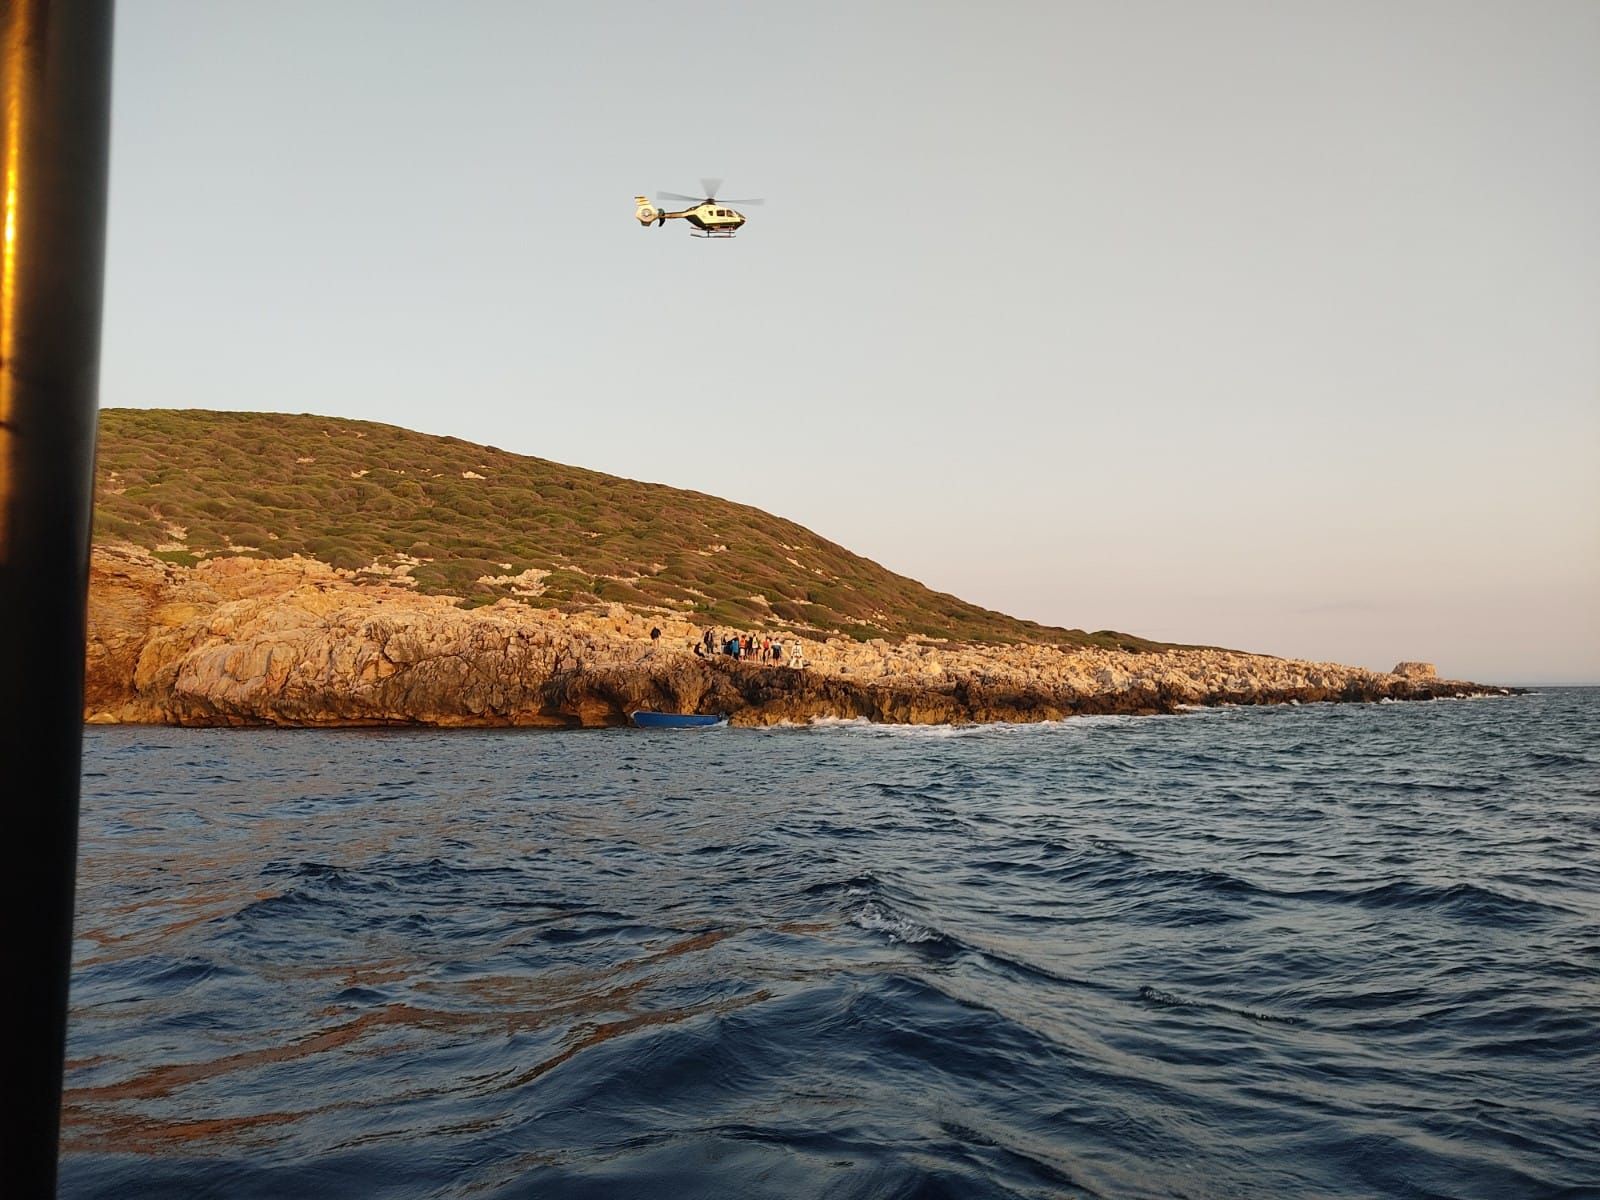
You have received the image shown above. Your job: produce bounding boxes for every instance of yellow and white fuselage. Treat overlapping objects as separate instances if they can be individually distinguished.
[634,195,745,237]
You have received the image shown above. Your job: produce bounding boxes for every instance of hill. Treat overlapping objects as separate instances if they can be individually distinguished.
[92,409,1162,651]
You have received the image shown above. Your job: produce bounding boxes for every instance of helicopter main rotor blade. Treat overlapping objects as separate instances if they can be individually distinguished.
[722,197,765,206]
[700,177,723,201]
[656,190,705,204]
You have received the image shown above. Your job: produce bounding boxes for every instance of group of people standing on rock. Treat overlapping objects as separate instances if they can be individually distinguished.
[695,627,804,669]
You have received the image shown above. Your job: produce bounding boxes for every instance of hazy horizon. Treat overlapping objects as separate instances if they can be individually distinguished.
[100,2,1599,684]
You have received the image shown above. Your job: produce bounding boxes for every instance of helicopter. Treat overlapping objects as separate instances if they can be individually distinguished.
[634,178,764,237]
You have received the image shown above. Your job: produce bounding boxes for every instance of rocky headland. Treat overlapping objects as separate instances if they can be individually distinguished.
[86,544,1511,728]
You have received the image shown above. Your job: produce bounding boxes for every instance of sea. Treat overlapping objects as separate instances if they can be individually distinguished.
[61,688,1599,1199]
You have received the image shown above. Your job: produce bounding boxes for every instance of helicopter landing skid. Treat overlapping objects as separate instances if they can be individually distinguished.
[690,230,737,238]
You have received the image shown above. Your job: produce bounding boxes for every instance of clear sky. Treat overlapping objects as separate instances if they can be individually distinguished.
[101,1,1599,684]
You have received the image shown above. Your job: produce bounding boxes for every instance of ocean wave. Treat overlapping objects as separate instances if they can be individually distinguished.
[1524,750,1594,769]
[803,712,1161,737]
[823,882,1101,991]
[1318,879,1574,924]
[802,873,882,899]
[256,861,396,894]
[63,687,1600,1199]
[805,715,995,739]
[1137,984,1299,1025]
[849,901,944,945]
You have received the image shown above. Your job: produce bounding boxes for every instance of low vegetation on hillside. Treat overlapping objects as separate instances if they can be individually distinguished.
[93,409,1163,650]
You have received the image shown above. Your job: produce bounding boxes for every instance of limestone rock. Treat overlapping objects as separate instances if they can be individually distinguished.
[1391,661,1438,680]
[82,544,1505,728]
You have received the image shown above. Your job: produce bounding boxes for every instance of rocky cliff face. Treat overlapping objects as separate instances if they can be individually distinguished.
[84,544,1508,728]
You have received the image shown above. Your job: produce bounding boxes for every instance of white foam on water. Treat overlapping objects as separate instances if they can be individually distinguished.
[869,723,991,739]
[851,901,939,944]
[795,707,1240,736]
[805,716,989,739]
[1025,713,1158,731]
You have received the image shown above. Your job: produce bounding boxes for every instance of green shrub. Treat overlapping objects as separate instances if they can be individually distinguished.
[90,408,1170,652]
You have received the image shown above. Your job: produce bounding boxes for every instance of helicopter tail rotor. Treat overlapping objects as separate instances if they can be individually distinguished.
[634,195,659,226]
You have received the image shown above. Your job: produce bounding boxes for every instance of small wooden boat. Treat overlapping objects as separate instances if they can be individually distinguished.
[629,710,726,729]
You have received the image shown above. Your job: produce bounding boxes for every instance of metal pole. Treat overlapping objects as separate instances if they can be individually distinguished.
[0,1,115,1191]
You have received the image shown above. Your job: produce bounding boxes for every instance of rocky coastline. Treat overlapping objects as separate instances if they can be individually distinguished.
[84,544,1516,728]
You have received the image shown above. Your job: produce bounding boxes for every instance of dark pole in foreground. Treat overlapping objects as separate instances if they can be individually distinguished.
[0,1,115,1191]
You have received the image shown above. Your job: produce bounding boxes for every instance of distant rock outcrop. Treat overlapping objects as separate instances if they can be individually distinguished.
[1391,661,1438,680]
[84,545,1511,728]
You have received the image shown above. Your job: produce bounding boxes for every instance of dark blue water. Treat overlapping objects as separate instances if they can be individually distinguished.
[63,690,1600,1199]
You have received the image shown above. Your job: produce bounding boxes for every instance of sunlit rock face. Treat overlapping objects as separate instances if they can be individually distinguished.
[1392,661,1439,680]
[84,545,1502,728]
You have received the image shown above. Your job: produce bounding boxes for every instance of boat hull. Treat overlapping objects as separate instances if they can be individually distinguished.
[629,710,725,729]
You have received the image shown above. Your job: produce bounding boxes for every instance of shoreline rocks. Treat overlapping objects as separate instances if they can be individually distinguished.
[84,544,1519,728]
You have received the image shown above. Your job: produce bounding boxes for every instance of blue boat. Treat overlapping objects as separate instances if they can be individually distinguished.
[629,710,726,729]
